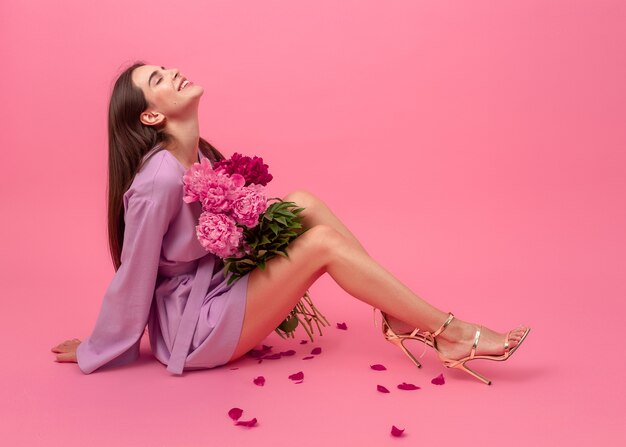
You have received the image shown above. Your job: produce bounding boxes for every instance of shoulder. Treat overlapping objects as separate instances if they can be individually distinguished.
[124,149,185,209]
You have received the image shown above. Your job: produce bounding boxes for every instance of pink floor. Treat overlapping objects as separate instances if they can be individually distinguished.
[10,257,626,445]
[2,0,625,445]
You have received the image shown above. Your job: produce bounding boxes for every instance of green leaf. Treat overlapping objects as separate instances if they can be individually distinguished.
[269,222,279,235]
[275,210,295,218]
[274,216,288,225]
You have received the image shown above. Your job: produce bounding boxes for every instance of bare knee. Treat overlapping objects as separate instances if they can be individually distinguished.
[298,224,349,268]
[283,189,324,212]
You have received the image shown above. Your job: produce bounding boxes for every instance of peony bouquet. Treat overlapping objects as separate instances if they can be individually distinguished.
[182,152,329,341]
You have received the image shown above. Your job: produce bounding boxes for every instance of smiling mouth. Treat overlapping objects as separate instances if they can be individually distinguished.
[178,79,192,91]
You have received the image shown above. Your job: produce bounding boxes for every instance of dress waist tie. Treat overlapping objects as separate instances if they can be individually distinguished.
[166,254,216,375]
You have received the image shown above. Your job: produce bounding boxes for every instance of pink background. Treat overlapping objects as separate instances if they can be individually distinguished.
[2,0,625,445]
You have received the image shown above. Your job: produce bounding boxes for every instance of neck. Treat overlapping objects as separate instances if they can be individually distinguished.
[163,117,200,166]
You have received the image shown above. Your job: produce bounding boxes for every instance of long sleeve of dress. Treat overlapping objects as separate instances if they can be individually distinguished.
[76,174,181,374]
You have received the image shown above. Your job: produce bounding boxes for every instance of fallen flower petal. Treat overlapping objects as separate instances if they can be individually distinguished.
[391,425,405,437]
[280,350,296,356]
[253,376,265,386]
[300,340,308,344]
[370,364,387,371]
[431,373,445,385]
[377,385,390,393]
[288,371,304,381]
[336,322,348,330]
[295,380,304,384]
[228,408,243,421]
[235,418,258,427]
[311,347,322,355]
[302,356,314,360]
[260,353,282,360]
[397,382,421,390]
[247,344,273,358]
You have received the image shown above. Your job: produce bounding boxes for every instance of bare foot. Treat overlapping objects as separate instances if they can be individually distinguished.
[433,317,529,361]
[384,314,418,335]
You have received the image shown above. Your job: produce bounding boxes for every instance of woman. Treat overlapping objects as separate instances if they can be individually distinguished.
[51,61,530,384]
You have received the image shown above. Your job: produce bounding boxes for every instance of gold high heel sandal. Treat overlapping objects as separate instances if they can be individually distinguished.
[374,308,531,385]
[373,307,436,369]
[422,312,531,385]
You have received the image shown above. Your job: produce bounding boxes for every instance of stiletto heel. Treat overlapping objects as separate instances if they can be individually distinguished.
[456,362,492,385]
[373,307,434,369]
[390,338,423,369]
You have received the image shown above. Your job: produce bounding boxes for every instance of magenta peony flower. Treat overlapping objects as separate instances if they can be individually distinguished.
[228,183,268,228]
[214,152,273,186]
[195,211,245,258]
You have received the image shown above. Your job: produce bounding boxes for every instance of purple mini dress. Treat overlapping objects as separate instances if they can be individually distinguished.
[76,147,250,375]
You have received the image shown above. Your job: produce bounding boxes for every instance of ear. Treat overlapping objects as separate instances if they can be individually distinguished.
[140,110,165,127]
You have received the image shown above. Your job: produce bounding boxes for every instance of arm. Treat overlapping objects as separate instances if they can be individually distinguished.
[75,196,171,374]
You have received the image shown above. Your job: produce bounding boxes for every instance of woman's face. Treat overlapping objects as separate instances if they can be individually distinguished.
[131,64,203,127]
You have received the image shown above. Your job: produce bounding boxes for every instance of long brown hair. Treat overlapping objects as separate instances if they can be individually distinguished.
[107,61,226,271]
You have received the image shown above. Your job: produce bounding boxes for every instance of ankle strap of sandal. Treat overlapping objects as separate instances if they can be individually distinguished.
[426,312,455,338]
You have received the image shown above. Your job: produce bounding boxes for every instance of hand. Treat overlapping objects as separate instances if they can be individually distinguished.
[51,338,81,363]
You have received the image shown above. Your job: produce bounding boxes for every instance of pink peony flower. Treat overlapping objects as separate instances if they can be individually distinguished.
[201,172,245,214]
[196,211,244,258]
[229,183,268,228]
[182,158,246,214]
[214,152,273,186]
[182,158,216,204]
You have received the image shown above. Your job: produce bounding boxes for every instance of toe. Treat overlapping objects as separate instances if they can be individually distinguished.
[507,330,522,345]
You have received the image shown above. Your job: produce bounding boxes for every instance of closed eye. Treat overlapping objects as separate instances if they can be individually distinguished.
[156,65,168,85]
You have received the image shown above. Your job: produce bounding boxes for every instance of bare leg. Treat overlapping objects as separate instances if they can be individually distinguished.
[286,189,371,256]
[286,190,529,357]
[282,190,439,333]
[227,211,526,366]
